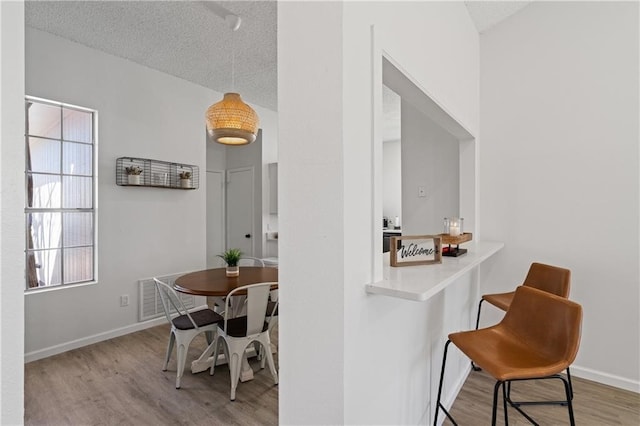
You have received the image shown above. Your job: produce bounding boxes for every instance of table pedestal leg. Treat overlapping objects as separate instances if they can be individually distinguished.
[239,357,254,382]
[190,340,217,374]
[190,339,257,381]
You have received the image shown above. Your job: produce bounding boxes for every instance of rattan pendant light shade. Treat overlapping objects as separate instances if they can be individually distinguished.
[204,10,258,146]
[206,92,259,145]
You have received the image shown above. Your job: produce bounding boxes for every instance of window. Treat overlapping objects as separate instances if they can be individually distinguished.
[25,97,97,290]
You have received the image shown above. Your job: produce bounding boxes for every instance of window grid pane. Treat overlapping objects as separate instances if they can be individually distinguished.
[64,247,94,284]
[29,248,62,287]
[28,137,61,174]
[63,141,93,176]
[28,212,62,250]
[28,175,61,208]
[62,176,93,209]
[27,102,61,139]
[25,97,96,290]
[63,212,93,247]
[62,108,92,143]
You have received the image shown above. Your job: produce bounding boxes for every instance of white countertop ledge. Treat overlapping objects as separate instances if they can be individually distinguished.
[366,241,504,302]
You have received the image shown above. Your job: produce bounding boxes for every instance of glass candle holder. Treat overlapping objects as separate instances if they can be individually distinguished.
[448,217,462,236]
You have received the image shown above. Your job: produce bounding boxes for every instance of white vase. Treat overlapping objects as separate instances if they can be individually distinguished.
[180,178,191,188]
[226,266,239,277]
[128,174,141,185]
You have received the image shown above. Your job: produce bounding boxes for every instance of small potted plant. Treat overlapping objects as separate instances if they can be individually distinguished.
[125,166,143,185]
[218,248,242,277]
[179,171,192,188]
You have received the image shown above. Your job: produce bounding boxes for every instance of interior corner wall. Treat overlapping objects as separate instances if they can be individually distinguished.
[278,2,346,424]
[279,2,479,424]
[1,1,26,423]
[342,3,478,424]
[479,1,639,391]
[401,100,459,236]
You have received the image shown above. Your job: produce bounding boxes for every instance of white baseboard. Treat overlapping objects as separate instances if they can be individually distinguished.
[571,365,640,393]
[24,317,167,363]
[25,304,211,363]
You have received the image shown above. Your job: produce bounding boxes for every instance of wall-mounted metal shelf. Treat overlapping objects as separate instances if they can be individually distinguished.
[116,157,199,190]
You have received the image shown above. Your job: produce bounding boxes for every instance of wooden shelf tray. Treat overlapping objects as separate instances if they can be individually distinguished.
[438,233,473,245]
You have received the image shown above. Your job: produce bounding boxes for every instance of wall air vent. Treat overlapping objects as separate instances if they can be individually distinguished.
[138,273,197,322]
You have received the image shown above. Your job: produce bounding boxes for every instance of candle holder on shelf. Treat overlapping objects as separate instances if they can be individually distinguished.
[441,217,471,257]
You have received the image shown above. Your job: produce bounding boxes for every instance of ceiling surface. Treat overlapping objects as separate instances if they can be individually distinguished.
[26,1,278,109]
[25,1,532,113]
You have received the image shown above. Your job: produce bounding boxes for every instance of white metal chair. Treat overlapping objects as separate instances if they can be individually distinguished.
[238,257,265,267]
[259,296,279,368]
[209,282,279,400]
[238,256,278,358]
[154,278,223,389]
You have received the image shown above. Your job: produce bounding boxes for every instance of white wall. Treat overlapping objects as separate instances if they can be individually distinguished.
[382,139,401,223]
[24,27,209,356]
[0,1,26,423]
[402,100,459,236]
[260,112,279,260]
[225,131,263,258]
[342,3,478,423]
[479,1,639,391]
[279,2,479,424]
[23,28,278,358]
[278,2,345,424]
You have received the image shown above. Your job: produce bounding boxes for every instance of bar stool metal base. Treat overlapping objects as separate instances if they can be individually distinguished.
[434,340,576,426]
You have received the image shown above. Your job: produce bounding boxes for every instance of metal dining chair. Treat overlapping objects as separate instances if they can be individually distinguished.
[210,282,279,400]
[238,257,265,267]
[154,278,223,389]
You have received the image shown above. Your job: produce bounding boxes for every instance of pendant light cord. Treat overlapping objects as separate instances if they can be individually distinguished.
[231,26,236,92]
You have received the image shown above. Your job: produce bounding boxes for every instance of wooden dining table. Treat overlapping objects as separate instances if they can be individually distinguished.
[174,266,278,381]
[175,266,278,298]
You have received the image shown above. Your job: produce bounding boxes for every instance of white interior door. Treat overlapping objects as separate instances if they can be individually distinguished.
[226,167,254,257]
[206,171,225,268]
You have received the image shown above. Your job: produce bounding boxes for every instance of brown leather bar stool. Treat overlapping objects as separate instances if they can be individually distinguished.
[434,286,582,426]
[473,262,572,401]
[475,262,571,331]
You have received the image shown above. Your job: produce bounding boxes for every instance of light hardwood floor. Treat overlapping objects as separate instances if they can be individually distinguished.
[445,369,639,425]
[25,324,278,425]
[26,324,639,425]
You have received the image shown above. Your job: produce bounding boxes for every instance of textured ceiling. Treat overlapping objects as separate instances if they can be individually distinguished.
[26,1,278,110]
[25,1,532,113]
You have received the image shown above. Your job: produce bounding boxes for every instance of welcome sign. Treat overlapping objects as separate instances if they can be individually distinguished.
[390,235,442,267]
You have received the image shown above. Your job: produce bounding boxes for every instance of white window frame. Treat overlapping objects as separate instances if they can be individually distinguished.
[24,96,98,292]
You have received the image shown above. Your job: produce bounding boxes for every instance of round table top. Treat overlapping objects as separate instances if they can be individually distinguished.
[174,267,278,297]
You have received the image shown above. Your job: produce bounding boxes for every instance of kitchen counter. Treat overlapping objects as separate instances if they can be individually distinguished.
[382,228,402,234]
[366,241,504,301]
